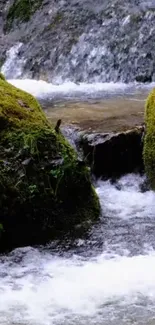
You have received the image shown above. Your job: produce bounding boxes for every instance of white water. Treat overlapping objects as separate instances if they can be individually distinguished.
[1,43,25,79]
[8,79,131,98]
[1,43,155,101]
[8,78,155,101]
[1,45,155,324]
[1,174,155,325]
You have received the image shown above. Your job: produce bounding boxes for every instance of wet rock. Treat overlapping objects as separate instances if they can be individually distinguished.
[78,126,144,178]
[135,74,152,83]
[1,1,155,82]
[0,75,100,252]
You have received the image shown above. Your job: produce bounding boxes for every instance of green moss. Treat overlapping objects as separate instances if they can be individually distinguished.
[0,73,5,81]
[0,77,48,131]
[143,88,155,189]
[0,58,5,70]
[4,0,43,32]
[0,223,3,233]
[0,78,100,251]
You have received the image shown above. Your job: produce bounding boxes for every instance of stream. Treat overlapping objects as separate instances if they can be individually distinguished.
[8,78,154,132]
[1,174,155,325]
[1,0,155,320]
[0,77,155,324]
[1,1,155,321]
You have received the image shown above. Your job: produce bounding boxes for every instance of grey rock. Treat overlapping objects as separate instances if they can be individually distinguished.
[0,0,155,83]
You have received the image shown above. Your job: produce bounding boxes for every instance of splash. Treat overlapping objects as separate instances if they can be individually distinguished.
[1,174,155,325]
[7,78,155,100]
[1,43,25,79]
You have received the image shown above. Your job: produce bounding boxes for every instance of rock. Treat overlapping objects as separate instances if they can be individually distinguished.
[135,74,152,83]
[1,1,155,82]
[78,127,144,179]
[143,88,155,189]
[0,72,5,80]
[0,76,100,251]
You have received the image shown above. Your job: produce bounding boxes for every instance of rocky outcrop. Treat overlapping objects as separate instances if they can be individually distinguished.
[143,89,155,189]
[0,0,155,82]
[0,75,100,251]
[78,127,144,179]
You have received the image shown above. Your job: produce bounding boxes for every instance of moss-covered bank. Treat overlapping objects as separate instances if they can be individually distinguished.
[143,88,155,189]
[0,75,100,251]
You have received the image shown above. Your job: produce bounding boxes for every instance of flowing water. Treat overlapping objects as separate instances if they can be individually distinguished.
[1,174,155,325]
[1,1,155,83]
[1,48,155,324]
[1,2,155,322]
[7,78,155,132]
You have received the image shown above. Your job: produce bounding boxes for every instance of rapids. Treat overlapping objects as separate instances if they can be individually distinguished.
[7,78,151,132]
[1,1,155,323]
[0,174,155,325]
[1,37,155,325]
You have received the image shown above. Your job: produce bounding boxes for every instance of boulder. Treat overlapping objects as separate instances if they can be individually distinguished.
[0,75,100,251]
[78,127,144,179]
[143,88,155,189]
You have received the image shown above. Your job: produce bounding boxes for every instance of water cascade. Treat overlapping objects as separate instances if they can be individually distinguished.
[1,1,155,324]
[1,1,155,83]
[1,175,155,325]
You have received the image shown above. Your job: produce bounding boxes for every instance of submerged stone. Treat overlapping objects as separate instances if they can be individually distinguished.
[0,78,100,251]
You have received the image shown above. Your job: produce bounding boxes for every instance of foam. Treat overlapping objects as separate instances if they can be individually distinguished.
[8,79,133,99]
[0,175,155,324]
[7,78,155,101]
[96,174,155,219]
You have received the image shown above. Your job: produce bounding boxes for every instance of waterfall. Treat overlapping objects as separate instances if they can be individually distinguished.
[1,43,25,79]
[1,0,155,83]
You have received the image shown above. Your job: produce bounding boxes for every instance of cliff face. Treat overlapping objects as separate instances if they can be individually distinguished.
[0,0,155,83]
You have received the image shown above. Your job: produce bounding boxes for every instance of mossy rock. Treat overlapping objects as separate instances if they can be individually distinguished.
[0,73,5,81]
[0,78,100,251]
[143,88,155,189]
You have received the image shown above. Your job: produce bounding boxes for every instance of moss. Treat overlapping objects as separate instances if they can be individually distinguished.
[143,88,155,189]
[0,224,3,237]
[0,73,5,81]
[4,0,43,32]
[0,78,100,251]
[0,58,5,70]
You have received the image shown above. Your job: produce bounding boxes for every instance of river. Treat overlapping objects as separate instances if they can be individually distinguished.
[0,78,155,324]
[1,174,155,325]
[8,78,154,132]
[1,0,155,321]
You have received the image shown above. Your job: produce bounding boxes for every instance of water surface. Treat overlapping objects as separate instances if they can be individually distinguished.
[1,174,155,325]
[9,79,153,132]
